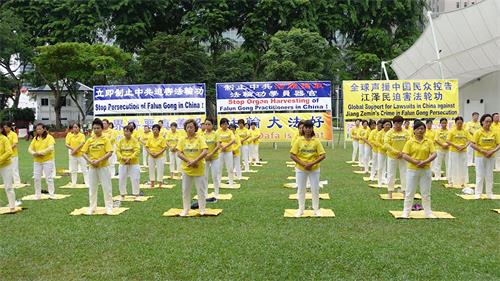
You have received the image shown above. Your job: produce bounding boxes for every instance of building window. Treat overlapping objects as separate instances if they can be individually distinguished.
[456,2,460,8]
[41,98,49,106]
[464,2,468,7]
[60,97,67,107]
[42,118,49,121]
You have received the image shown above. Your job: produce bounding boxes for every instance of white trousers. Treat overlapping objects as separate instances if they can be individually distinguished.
[233,154,242,179]
[296,168,320,211]
[387,157,407,192]
[403,168,432,216]
[205,158,220,196]
[142,146,148,166]
[377,153,388,186]
[182,173,206,213]
[88,166,113,212]
[466,145,474,165]
[359,143,365,167]
[69,155,89,186]
[449,151,468,186]
[475,156,495,197]
[249,144,259,163]
[108,151,117,177]
[169,151,181,174]
[33,160,55,197]
[119,164,140,196]
[1,164,15,208]
[363,145,372,172]
[240,144,250,171]
[432,150,450,181]
[352,140,359,162]
[370,151,379,179]
[11,156,20,185]
[219,151,234,185]
[148,156,165,182]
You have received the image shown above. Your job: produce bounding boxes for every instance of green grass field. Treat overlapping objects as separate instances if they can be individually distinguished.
[0,139,499,280]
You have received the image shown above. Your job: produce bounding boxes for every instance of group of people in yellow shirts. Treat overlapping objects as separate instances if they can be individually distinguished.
[350,113,500,218]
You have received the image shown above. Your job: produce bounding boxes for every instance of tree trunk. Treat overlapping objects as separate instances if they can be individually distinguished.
[53,90,62,128]
[12,83,21,109]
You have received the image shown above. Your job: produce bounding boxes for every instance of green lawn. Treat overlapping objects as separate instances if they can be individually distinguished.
[0,139,499,280]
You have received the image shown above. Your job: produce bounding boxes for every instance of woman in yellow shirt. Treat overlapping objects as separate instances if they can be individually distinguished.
[446,116,472,187]
[236,119,251,172]
[290,120,326,217]
[358,120,369,169]
[350,119,361,162]
[3,123,20,185]
[28,123,56,200]
[376,119,392,187]
[401,121,437,218]
[368,120,382,181]
[102,119,118,177]
[362,120,375,173]
[176,119,208,216]
[383,116,410,197]
[471,114,500,199]
[291,120,306,148]
[204,119,221,197]
[230,124,243,180]
[217,118,236,187]
[0,124,15,211]
[249,122,261,164]
[139,125,152,167]
[166,122,183,178]
[432,118,450,182]
[493,113,500,170]
[65,123,89,188]
[466,112,480,165]
[82,118,114,215]
[146,124,168,188]
[117,125,141,200]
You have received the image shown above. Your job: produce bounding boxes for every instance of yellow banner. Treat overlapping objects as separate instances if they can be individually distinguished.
[101,115,205,132]
[217,112,333,142]
[343,80,459,120]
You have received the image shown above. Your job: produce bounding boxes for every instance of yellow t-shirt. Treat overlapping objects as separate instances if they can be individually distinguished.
[376,130,388,155]
[29,135,55,162]
[146,135,167,157]
[232,133,241,156]
[0,135,13,168]
[176,135,208,177]
[491,122,500,133]
[139,131,153,145]
[447,128,471,153]
[402,138,436,170]
[6,131,18,157]
[249,128,261,144]
[65,132,86,157]
[204,131,219,160]
[160,127,168,138]
[472,128,500,157]
[368,129,379,153]
[358,127,369,144]
[383,129,410,159]
[434,129,449,151]
[236,127,250,145]
[116,137,141,165]
[217,129,235,152]
[466,121,481,136]
[351,126,360,140]
[166,130,182,152]
[404,127,414,137]
[81,135,113,168]
[102,129,118,146]
[424,129,436,142]
[290,136,326,171]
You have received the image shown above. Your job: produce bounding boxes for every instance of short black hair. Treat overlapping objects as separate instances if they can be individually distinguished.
[413,120,425,131]
[92,118,104,129]
[426,119,434,124]
[393,116,404,123]
[170,122,177,128]
[472,112,479,116]
[250,122,257,127]
[184,119,198,132]
[152,124,161,131]
[303,120,316,136]
[455,116,464,122]
[439,118,447,123]
[237,119,245,125]
[480,114,492,126]
[123,125,134,132]
[220,118,229,126]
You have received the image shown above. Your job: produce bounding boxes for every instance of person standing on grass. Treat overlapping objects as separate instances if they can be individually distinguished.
[358,120,368,169]
[249,122,261,164]
[65,123,89,188]
[229,124,243,180]
[368,120,383,181]
[203,119,221,198]
[28,123,56,200]
[217,118,235,188]
[236,119,251,172]
[0,124,15,212]
[139,125,152,167]
[400,121,437,218]
[362,120,375,174]
[447,116,472,188]
[146,124,168,189]
[491,113,500,170]
[432,118,450,182]
[350,119,361,163]
[383,116,410,198]
[3,123,21,186]
[117,125,141,201]
[376,119,392,187]
[177,119,208,216]
[470,114,500,199]
[166,122,183,178]
[465,112,481,166]
[290,120,326,217]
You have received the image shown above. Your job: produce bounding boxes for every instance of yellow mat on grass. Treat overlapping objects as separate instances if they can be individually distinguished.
[60,183,87,189]
[286,161,295,165]
[112,195,153,202]
[363,177,377,182]
[70,207,129,216]
[0,183,30,189]
[193,193,232,200]
[284,208,335,218]
[221,176,249,181]
[368,184,401,189]
[32,175,63,179]
[286,164,295,168]
[0,207,23,214]
[389,210,455,219]
[492,209,500,214]
[443,183,476,189]
[345,161,358,164]
[139,183,175,189]
[242,170,258,173]
[21,194,71,200]
[287,176,296,180]
[163,208,223,217]
[163,175,182,180]
[379,193,421,200]
[353,170,368,174]
[455,194,500,200]
[208,183,240,189]
[283,181,328,189]
[288,193,330,200]
[432,176,448,181]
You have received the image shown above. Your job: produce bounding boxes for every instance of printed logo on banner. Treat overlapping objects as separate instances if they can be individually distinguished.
[93,84,206,115]
[216,81,331,113]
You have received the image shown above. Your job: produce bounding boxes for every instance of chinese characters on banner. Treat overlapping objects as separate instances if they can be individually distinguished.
[342,80,459,120]
[216,81,331,113]
[217,112,333,142]
[101,115,205,133]
[93,83,206,115]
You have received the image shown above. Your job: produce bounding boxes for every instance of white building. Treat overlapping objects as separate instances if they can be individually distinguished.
[428,0,483,13]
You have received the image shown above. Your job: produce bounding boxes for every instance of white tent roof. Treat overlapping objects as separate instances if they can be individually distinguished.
[391,0,500,87]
